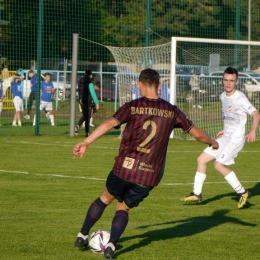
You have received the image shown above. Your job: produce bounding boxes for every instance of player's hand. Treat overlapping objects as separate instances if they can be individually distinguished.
[217,130,224,138]
[73,142,87,159]
[96,105,99,110]
[245,130,256,143]
[211,140,219,150]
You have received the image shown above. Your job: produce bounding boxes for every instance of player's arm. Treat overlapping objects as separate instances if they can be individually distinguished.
[73,117,119,158]
[189,126,219,149]
[51,82,55,93]
[245,110,259,143]
[217,130,224,138]
[89,82,99,110]
[12,75,24,82]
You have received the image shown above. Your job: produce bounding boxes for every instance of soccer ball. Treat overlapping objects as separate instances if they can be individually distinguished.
[89,229,110,254]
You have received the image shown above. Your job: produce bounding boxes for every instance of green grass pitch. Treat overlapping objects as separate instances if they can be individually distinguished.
[1,135,260,259]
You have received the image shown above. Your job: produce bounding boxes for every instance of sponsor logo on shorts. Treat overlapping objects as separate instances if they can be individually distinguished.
[228,106,233,112]
[123,157,135,170]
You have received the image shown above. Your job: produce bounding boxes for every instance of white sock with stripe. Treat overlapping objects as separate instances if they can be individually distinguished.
[193,171,206,195]
[224,171,245,194]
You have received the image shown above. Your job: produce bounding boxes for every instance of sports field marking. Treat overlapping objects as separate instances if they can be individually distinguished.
[0,169,106,181]
[1,169,259,186]
[4,140,260,153]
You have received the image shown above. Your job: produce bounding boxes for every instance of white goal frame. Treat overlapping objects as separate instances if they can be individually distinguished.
[170,37,260,106]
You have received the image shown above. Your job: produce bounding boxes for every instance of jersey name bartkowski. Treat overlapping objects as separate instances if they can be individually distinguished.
[131,106,174,119]
[112,97,193,187]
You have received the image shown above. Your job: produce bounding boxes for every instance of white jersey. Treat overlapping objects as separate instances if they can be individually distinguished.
[220,90,257,142]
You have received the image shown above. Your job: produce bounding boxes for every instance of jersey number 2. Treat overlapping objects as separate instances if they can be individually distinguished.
[137,120,157,154]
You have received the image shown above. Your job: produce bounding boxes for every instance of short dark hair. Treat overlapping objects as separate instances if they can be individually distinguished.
[85,70,92,76]
[139,68,160,87]
[44,72,51,77]
[95,81,101,88]
[224,67,238,79]
[28,70,34,74]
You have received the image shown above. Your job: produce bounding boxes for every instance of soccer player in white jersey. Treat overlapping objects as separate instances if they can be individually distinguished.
[181,67,259,209]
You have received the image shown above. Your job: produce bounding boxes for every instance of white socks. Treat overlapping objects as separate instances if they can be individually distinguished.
[77,232,88,241]
[34,114,55,126]
[224,171,245,194]
[193,171,207,195]
[49,114,55,126]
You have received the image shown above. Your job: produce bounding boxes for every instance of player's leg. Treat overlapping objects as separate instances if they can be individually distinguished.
[181,151,215,203]
[45,102,55,126]
[89,107,95,127]
[17,111,21,126]
[75,187,115,249]
[81,102,90,137]
[84,105,91,137]
[33,101,44,126]
[214,141,250,209]
[104,179,153,259]
[12,97,19,126]
[13,111,18,126]
[180,136,228,202]
[104,201,129,259]
[0,101,2,126]
[17,97,23,126]
[75,104,85,135]
[24,92,33,119]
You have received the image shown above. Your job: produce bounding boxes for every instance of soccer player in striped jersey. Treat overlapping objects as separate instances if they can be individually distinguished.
[181,67,259,209]
[73,68,219,259]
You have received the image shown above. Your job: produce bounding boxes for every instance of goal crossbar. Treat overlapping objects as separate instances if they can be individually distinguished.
[170,37,260,105]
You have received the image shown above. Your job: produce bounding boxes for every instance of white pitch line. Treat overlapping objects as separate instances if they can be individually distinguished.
[0,169,29,174]
[4,140,260,153]
[0,169,106,181]
[1,169,259,185]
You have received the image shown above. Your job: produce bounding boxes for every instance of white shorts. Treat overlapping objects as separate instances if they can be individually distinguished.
[40,101,53,111]
[13,96,23,112]
[0,101,2,112]
[203,138,245,165]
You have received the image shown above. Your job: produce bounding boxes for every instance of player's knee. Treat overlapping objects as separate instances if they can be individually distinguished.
[214,161,223,172]
[116,201,130,212]
[100,188,115,205]
[197,154,206,165]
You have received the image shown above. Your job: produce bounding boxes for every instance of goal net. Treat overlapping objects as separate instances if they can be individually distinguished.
[108,37,260,139]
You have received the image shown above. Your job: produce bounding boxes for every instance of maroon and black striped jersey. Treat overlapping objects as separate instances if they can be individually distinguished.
[112,97,193,187]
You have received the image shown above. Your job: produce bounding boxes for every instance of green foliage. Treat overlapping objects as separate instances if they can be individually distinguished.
[1,0,259,67]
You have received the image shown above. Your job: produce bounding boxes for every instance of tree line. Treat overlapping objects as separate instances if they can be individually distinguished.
[0,0,259,68]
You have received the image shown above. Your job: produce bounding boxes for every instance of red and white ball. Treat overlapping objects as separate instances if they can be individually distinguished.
[89,229,110,254]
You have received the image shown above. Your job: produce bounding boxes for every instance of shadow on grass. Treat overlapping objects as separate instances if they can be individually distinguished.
[116,209,256,257]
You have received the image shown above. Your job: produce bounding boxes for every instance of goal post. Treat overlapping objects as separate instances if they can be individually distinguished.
[170,37,260,140]
[102,37,260,140]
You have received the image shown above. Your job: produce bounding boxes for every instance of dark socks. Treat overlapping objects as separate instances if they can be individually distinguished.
[109,210,129,246]
[80,197,107,235]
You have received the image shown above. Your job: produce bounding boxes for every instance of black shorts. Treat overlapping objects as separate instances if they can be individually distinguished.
[90,104,97,113]
[106,171,154,209]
